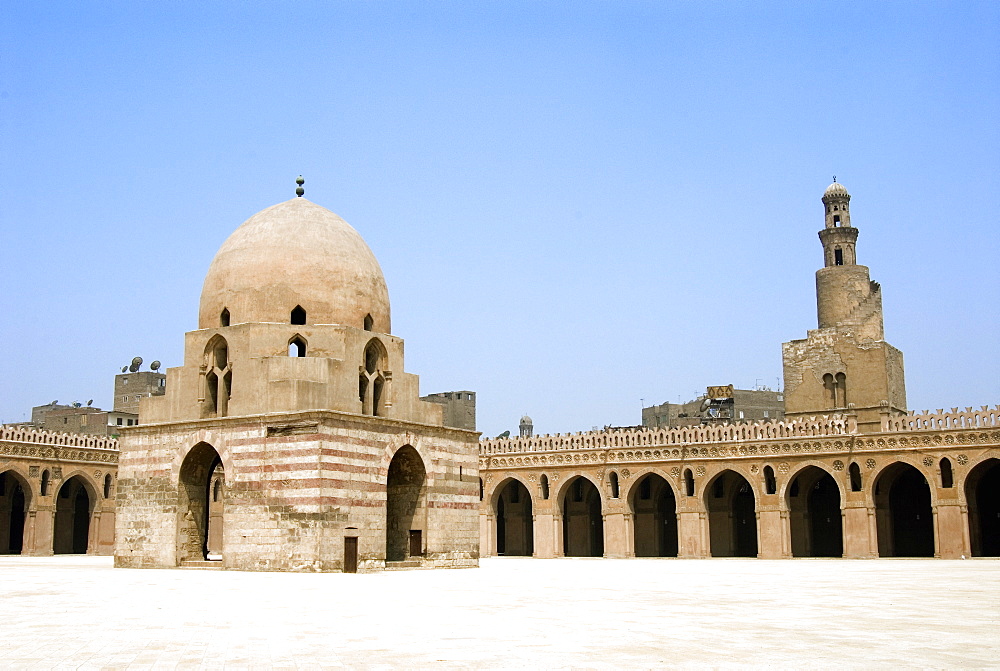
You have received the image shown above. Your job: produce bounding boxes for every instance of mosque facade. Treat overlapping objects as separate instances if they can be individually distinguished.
[113,184,480,572]
[479,183,1000,560]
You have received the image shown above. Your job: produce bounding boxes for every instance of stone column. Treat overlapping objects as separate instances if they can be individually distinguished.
[842,502,873,558]
[532,512,555,558]
[481,513,494,557]
[757,507,784,559]
[677,510,705,558]
[935,503,966,558]
[32,504,55,556]
[603,511,628,558]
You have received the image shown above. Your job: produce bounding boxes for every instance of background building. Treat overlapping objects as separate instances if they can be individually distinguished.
[420,391,476,431]
[642,387,784,428]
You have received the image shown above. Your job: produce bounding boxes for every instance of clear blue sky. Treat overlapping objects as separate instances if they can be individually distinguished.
[1,1,997,436]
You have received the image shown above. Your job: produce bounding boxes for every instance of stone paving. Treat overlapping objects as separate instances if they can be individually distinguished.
[1,555,998,669]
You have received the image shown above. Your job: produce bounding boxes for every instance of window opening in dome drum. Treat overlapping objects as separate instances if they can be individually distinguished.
[288,336,306,358]
[364,314,374,331]
[220,309,230,327]
[291,306,306,325]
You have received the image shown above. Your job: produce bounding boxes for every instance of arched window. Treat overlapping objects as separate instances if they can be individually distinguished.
[213,478,222,502]
[835,372,847,407]
[834,247,844,265]
[103,474,112,499]
[479,478,484,501]
[204,335,232,417]
[41,469,50,496]
[764,466,776,495]
[363,314,374,331]
[940,458,953,489]
[684,468,695,496]
[609,472,620,498]
[823,373,836,408]
[220,308,230,327]
[849,462,862,492]
[540,474,550,500]
[288,336,306,358]
[359,339,388,416]
[290,305,306,325]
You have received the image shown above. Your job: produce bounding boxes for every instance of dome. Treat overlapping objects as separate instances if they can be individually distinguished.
[823,181,850,199]
[520,415,533,424]
[199,197,390,332]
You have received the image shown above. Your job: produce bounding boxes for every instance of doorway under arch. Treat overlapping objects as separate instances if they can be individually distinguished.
[494,479,533,556]
[706,470,758,557]
[0,471,30,554]
[386,445,427,562]
[54,476,92,554]
[874,463,934,557]
[562,477,603,557]
[787,466,843,557]
[965,458,1000,557]
[630,473,678,557]
[178,442,224,562]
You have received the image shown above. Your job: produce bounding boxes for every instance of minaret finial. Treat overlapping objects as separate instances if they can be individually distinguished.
[833,175,837,183]
[295,175,305,197]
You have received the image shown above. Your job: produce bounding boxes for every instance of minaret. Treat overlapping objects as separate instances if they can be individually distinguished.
[781,181,906,432]
[814,179,883,341]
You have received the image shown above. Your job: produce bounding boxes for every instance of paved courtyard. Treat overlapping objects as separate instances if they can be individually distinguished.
[1,555,998,669]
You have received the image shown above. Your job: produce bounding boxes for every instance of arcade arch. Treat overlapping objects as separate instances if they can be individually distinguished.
[965,457,1000,557]
[0,470,30,555]
[54,475,94,554]
[873,462,934,557]
[386,445,427,561]
[493,478,533,556]
[786,465,843,557]
[629,472,677,557]
[705,470,757,557]
[561,476,603,557]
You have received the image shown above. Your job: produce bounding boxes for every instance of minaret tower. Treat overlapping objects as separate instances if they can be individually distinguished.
[781,181,906,432]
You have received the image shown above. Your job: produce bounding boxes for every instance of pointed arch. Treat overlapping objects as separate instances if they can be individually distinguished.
[628,472,678,557]
[560,475,603,557]
[288,334,307,357]
[0,470,32,555]
[203,335,231,417]
[386,445,427,562]
[965,457,1000,557]
[54,475,97,554]
[492,477,533,556]
[290,305,306,325]
[873,462,934,557]
[177,442,225,562]
[704,469,758,557]
[786,465,842,557]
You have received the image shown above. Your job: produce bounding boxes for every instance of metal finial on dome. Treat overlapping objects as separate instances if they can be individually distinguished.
[295,175,305,197]
[833,175,837,182]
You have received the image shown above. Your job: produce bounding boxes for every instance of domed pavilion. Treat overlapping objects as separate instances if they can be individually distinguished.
[114,182,480,572]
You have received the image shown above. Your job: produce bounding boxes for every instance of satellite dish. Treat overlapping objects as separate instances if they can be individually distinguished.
[122,366,128,373]
[150,360,161,371]
[129,356,143,373]
[51,400,59,406]
[87,399,93,406]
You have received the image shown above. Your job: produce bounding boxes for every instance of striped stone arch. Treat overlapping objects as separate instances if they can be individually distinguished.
[169,431,235,486]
